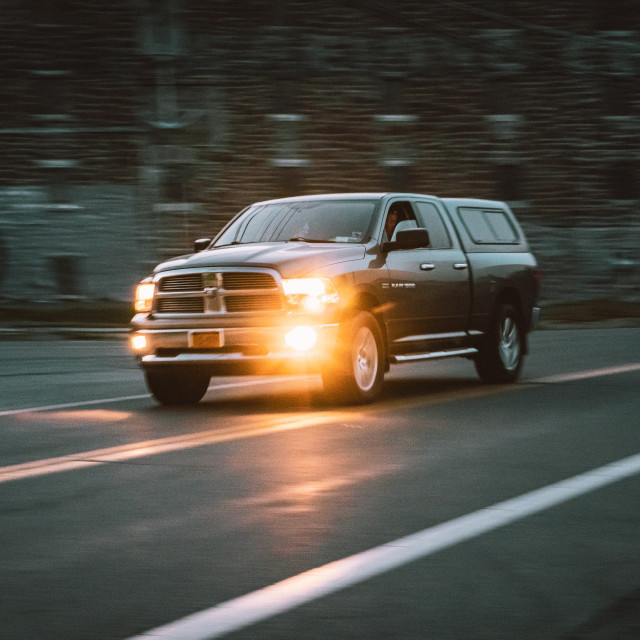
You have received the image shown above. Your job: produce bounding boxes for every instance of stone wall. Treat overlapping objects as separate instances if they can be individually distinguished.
[0,0,638,303]
[0,186,145,302]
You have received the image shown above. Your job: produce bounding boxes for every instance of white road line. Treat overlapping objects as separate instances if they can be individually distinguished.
[531,362,640,384]
[0,412,344,484]
[0,377,307,417]
[125,452,640,640]
[0,394,152,417]
[2,363,638,418]
[2,363,638,482]
[0,362,640,417]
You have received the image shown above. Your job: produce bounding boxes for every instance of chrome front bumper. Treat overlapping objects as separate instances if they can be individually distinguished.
[130,323,339,375]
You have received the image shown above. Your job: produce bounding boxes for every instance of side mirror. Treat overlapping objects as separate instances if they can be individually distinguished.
[194,238,212,253]
[382,228,430,253]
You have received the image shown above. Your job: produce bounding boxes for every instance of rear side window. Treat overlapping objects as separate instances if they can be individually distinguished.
[459,207,519,244]
[414,201,452,249]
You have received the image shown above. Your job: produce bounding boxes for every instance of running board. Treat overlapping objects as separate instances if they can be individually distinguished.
[391,347,478,364]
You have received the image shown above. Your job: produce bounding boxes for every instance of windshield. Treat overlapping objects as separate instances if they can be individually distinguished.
[213,199,377,247]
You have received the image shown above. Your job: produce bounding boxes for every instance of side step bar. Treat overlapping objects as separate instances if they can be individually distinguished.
[391,347,478,364]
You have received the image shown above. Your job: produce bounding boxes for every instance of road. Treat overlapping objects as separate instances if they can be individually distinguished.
[1,328,639,640]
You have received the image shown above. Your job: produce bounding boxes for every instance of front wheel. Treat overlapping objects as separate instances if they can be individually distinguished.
[475,303,524,384]
[322,311,385,403]
[144,368,210,405]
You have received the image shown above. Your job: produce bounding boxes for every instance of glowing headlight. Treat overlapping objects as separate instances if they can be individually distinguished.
[135,281,155,313]
[285,326,318,352]
[282,278,339,313]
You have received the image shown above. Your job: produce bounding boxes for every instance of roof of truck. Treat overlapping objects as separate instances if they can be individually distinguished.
[252,193,510,209]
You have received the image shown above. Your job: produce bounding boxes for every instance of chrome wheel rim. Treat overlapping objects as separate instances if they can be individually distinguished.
[499,316,521,371]
[352,326,378,392]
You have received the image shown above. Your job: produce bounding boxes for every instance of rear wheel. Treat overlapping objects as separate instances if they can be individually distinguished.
[322,311,385,403]
[144,368,210,405]
[475,303,524,383]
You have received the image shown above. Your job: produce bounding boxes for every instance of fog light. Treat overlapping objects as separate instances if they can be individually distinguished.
[131,335,147,351]
[285,326,317,352]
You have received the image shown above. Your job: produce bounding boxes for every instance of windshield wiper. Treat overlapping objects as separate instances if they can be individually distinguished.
[212,241,241,248]
[287,236,336,243]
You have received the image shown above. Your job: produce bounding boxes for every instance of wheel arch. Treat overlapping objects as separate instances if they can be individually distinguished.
[343,288,390,371]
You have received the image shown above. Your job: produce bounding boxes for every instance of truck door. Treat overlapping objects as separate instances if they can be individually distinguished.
[383,199,471,343]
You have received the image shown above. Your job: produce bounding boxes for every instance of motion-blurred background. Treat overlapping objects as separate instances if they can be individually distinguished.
[1,0,638,315]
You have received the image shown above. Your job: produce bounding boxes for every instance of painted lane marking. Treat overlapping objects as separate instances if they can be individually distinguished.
[0,394,151,417]
[0,385,495,485]
[2,361,638,419]
[0,376,524,486]
[530,362,640,384]
[2,362,639,483]
[0,411,344,484]
[125,452,640,640]
[0,377,306,417]
[0,383,492,485]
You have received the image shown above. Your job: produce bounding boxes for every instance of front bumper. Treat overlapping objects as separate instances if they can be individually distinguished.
[130,322,340,376]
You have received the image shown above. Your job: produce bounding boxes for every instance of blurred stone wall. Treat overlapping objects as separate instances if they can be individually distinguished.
[0,0,638,303]
[0,185,144,303]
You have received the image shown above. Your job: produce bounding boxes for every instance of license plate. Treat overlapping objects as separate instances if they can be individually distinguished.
[190,331,223,349]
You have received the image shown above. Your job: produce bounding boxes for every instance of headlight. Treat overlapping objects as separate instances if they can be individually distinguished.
[134,280,155,313]
[282,278,339,313]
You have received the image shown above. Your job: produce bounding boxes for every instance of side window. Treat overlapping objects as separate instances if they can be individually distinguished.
[459,207,519,244]
[459,208,494,243]
[484,210,519,242]
[414,202,452,249]
[383,201,417,241]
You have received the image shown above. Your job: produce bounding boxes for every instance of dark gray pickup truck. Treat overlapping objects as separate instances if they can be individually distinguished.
[131,193,540,404]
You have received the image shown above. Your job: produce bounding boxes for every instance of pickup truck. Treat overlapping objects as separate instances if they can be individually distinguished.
[131,193,540,404]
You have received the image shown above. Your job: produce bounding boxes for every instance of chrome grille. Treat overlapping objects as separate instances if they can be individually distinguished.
[154,270,282,315]
[158,273,203,292]
[222,272,277,290]
[224,294,282,313]
[156,297,205,313]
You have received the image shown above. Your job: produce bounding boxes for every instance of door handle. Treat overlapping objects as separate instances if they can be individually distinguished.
[453,263,468,270]
[420,263,435,271]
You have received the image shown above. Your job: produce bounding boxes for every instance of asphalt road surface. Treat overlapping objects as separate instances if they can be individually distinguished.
[1,328,639,640]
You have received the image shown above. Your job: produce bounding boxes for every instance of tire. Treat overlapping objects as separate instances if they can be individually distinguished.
[144,368,210,405]
[322,311,385,403]
[475,303,524,384]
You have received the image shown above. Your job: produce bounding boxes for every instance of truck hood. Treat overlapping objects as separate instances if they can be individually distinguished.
[154,242,366,279]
